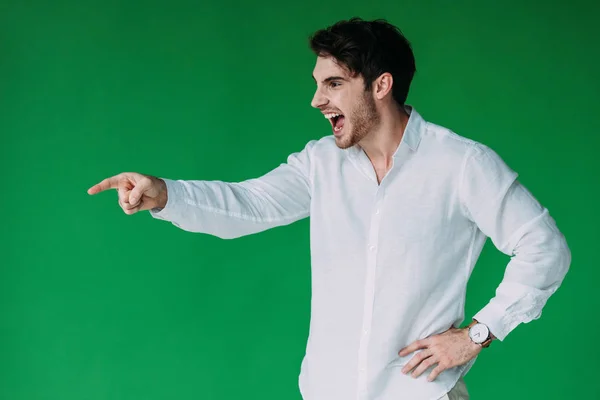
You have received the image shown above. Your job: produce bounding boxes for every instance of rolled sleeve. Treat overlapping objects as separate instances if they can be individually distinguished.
[460,143,571,340]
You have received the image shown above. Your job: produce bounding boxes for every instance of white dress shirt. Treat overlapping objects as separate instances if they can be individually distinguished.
[149,106,571,400]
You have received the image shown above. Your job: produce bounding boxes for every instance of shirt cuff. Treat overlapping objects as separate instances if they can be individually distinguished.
[148,178,184,222]
[472,303,511,342]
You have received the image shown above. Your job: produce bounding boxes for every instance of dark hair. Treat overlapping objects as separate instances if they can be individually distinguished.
[309,17,416,107]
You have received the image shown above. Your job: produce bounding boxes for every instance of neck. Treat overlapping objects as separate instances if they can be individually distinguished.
[358,104,410,169]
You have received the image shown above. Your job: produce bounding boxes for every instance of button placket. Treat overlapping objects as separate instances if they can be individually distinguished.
[356,188,386,400]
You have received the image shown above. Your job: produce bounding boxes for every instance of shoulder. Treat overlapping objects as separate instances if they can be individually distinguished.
[423,122,517,190]
[421,121,477,156]
[298,135,344,158]
[312,135,339,151]
[420,121,507,167]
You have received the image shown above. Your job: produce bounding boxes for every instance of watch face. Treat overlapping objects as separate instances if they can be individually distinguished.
[469,323,490,344]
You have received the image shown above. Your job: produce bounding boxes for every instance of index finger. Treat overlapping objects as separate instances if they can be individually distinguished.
[87,175,121,195]
[398,338,430,357]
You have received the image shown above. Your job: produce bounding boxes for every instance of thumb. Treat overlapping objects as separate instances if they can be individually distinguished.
[128,177,153,206]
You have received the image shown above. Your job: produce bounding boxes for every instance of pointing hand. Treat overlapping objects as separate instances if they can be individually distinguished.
[87,172,168,215]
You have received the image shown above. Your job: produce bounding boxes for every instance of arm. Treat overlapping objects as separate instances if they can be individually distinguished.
[460,143,571,341]
[395,142,571,382]
[149,140,316,239]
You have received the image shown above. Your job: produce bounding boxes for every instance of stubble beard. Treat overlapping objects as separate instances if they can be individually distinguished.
[335,89,381,150]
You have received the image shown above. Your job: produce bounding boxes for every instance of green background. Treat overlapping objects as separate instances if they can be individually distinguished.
[1,0,598,399]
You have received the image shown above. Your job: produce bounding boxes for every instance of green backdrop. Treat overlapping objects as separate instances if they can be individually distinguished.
[2,1,598,399]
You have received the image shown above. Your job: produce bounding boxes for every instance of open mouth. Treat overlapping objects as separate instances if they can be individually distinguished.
[325,112,346,134]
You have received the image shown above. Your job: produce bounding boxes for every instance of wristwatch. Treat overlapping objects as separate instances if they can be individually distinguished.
[467,319,493,348]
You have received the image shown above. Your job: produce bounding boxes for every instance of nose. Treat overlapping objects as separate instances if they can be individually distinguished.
[311,87,328,109]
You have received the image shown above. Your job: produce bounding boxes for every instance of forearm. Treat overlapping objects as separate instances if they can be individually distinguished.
[473,210,571,340]
[149,159,312,240]
[148,141,315,239]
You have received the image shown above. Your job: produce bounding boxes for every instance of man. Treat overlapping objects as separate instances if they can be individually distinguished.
[88,17,571,400]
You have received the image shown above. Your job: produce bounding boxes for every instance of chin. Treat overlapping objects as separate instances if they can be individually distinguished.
[334,134,354,149]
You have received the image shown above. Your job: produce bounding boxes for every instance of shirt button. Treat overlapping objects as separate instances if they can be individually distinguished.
[375,209,380,215]
[363,329,369,335]
[369,245,376,251]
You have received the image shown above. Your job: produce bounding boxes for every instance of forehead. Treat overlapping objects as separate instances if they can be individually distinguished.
[312,56,353,80]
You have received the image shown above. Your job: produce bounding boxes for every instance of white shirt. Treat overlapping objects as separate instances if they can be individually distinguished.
[149,106,571,400]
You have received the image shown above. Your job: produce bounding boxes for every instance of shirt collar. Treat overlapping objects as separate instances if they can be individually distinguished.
[397,104,424,154]
[345,104,425,159]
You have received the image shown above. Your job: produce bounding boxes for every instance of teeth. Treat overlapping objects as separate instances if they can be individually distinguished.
[324,113,341,119]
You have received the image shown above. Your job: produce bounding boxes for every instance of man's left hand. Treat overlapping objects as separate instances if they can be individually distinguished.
[398,326,481,382]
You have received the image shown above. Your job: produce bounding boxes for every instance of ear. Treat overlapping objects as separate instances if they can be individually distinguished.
[373,73,393,100]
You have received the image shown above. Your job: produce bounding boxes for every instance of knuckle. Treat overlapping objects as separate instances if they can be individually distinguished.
[141,176,152,187]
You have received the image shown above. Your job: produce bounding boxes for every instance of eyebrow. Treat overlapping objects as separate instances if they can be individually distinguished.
[312,75,348,84]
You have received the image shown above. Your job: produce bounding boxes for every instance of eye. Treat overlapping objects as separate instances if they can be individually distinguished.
[329,81,341,88]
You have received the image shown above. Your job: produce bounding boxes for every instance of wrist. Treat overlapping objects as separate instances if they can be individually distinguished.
[473,318,497,340]
[466,319,494,348]
[158,179,168,208]
[151,177,168,210]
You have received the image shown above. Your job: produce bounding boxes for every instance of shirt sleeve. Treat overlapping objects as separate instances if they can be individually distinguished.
[148,140,316,239]
[459,143,571,341]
